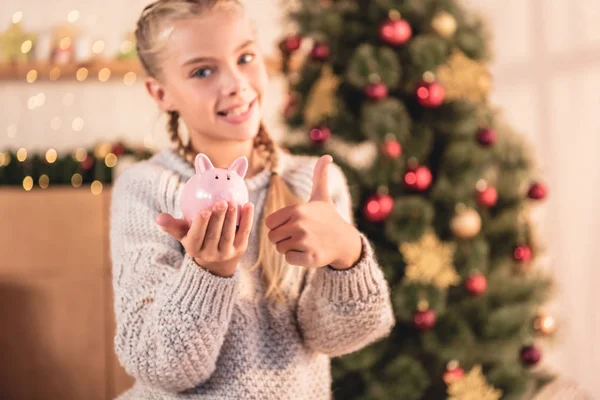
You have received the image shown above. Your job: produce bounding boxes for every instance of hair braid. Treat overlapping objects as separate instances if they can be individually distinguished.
[167,110,194,164]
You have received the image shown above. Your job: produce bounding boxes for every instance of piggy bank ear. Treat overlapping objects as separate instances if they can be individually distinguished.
[228,156,248,178]
[194,153,214,175]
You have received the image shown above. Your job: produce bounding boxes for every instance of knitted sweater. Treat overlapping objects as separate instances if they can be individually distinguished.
[109,147,396,400]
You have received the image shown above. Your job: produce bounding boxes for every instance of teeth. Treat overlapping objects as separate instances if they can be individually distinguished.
[224,103,250,117]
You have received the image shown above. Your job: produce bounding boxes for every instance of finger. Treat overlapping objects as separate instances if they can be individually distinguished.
[309,154,333,203]
[219,201,237,252]
[267,221,295,245]
[184,210,211,249]
[264,204,295,230]
[202,200,228,251]
[156,213,189,241]
[284,250,308,267]
[234,202,254,249]
[275,235,307,255]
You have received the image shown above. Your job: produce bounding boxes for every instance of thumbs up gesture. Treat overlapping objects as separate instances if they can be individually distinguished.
[264,155,362,270]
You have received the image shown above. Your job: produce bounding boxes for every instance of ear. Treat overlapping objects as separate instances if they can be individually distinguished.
[228,156,248,178]
[194,153,214,175]
[144,76,176,112]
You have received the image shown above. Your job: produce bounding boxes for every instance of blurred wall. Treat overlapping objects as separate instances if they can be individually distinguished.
[474,0,600,396]
[1,0,599,397]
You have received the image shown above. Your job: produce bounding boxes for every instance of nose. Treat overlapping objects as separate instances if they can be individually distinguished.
[220,66,248,97]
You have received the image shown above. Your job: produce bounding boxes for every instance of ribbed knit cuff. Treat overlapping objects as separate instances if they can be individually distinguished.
[313,233,386,303]
[167,255,240,323]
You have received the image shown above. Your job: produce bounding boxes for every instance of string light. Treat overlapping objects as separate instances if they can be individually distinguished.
[27,96,37,110]
[105,153,118,167]
[72,117,84,131]
[62,92,74,106]
[98,68,111,82]
[92,40,105,54]
[39,174,50,189]
[12,11,23,24]
[21,40,33,54]
[59,37,72,50]
[7,124,17,138]
[45,149,58,163]
[26,70,37,83]
[74,148,87,162]
[124,72,137,85]
[49,67,61,81]
[36,92,46,107]
[0,152,8,166]
[17,148,27,162]
[50,117,61,130]
[23,176,33,191]
[67,10,80,23]
[91,180,103,195]
[76,67,88,81]
[120,40,134,54]
[71,173,83,187]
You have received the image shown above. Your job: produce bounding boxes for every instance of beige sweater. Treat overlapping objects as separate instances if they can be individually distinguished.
[110,147,396,399]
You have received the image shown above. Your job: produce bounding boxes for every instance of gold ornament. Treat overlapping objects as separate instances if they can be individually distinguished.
[399,232,460,289]
[0,22,36,63]
[534,313,556,336]
[432,11,457,39]
[436,50,492,106]
[450,207,482,239]
[303,64,340,126]
[447,365,502,400]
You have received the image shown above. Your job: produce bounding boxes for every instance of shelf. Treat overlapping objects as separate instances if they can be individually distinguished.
[0,59,143,81]
[0,55,295,82]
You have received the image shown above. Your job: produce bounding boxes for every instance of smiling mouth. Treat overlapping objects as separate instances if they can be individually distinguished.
[217,99,256,117]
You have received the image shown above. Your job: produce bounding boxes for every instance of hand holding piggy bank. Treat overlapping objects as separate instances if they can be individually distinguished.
[180,153,250,226]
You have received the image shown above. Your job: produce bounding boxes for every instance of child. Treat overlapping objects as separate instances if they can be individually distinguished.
[110,0,395,398]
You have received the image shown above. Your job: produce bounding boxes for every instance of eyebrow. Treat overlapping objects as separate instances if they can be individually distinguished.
[182,39,255,66]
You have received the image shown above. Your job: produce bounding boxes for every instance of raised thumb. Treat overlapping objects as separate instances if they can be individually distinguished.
[309,155,333,202]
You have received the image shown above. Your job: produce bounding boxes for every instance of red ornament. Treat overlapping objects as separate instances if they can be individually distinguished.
[379,17,412,46]
[443,365,465,384]
[404,166,432,191]
[382,139,402,158]
[310,42,330,61]
[112,143,126,157]
[465,274,487,295]
[520,345,542,366]
[514,245,533,263]
[528,182,548,200]
[279,34,302,53]
[365,82,388,101]
[477,128,497,146]
[416,80,445,108]
[81,155,94,170]
[477,186,498,208]
[309,126,331,145]
[363,194,394,222]
[413,309,437,331]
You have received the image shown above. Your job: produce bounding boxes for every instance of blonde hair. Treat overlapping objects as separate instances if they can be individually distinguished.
[136,0,304,303]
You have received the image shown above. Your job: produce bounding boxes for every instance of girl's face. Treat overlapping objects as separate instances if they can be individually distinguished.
[147,8,268,144]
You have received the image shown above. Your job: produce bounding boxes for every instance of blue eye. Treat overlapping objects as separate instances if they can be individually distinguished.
[193,67,213,78]
[239,53,255,64]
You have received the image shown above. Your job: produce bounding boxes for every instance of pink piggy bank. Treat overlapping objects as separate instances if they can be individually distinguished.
[180,153,249,226]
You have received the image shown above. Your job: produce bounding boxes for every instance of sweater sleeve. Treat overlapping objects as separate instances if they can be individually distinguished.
[110,164,240,392]
[296,162,396,357]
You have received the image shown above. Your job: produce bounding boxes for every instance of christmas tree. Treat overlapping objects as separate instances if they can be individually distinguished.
[279,0,555,399]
